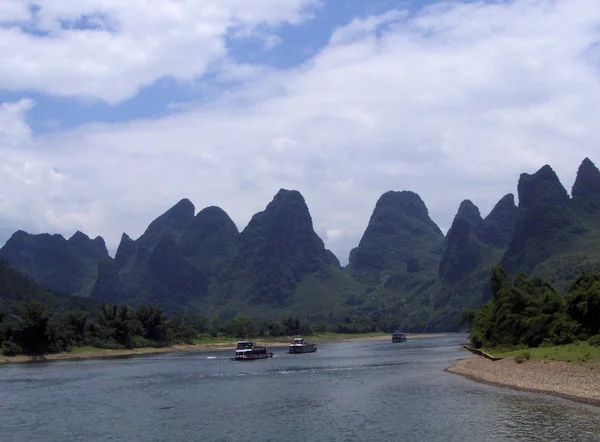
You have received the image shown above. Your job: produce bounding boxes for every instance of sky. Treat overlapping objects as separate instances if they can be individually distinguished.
[1,0,600,265]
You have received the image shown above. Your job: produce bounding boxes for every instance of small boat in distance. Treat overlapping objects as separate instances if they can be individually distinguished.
[288,337,317,354]
[234,341,273,360]
[392,330,407,343]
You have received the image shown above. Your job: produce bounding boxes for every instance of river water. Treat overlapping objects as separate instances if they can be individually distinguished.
[1,334,599,441]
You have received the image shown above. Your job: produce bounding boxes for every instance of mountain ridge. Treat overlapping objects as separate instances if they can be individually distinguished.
[2,158,600,331]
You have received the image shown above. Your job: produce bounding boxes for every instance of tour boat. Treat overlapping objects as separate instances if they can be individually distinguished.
[234,341,273,360]
[288,337,317,354]
[392,331,407,343]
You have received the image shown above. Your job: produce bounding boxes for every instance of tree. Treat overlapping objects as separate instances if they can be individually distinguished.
[225,316,255,339]
[566,273,600,338]
[96,303,142,348]
[135,305,167,342]
[469,268,569,348]
[282,316,301,335]
[62,310,89,346]
[166,311,198,344]
[15,301,51,353]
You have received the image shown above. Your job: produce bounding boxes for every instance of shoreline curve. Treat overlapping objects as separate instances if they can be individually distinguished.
[446,356,600,408]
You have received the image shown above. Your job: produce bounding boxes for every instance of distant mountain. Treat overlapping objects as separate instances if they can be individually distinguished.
[439,195,517,285]
[478,194,518,248]
[127,198,196,268]
[3,158,600,332]
[91,189,348,318]
[344,191,445,331]
[438,200,486,285]
[0,230,108,297]
[179,206,239,278]
[500,165,575,274]
[348,191,444,283]
[0,258,96,313]
[500,159,600,289]
[571,157,600,215]
[91,199,209,312]
[432,196,517,329]
[236,189,341,305]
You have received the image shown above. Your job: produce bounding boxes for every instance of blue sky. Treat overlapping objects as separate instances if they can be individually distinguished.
[1,0,600,263]
[4,0,446,134]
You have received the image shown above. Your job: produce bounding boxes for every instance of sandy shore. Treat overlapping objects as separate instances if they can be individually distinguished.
[0,333,442,365]
[447,356,600,407]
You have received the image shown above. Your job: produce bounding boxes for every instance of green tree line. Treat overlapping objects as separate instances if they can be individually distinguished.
[464,266,600,349]
[0,301,402,356]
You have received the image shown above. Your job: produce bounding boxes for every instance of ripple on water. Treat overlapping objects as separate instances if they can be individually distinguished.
[1,335,599,442]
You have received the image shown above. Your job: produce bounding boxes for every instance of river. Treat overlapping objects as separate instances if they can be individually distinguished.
[1,334,599,441]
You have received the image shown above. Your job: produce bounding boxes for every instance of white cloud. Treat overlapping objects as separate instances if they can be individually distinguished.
[0,1,30,22]
[2,0,600,264]
[0,0,318,103]
[0,99,34,146]
[329,10,407,45]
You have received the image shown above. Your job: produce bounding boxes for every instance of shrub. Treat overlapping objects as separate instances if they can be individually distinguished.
[132,336,157,348]
[515,351,531,363]
[86,338,123,350]
[588,335,600,346]
[2,341,22,356]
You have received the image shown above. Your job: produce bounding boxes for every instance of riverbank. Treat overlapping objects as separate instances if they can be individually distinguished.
[0,332,443,365]
[447,356,600,407]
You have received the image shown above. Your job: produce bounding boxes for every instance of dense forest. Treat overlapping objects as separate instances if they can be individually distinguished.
[0,255,407,356]
[0,300,395,356]
[466,266,600,349]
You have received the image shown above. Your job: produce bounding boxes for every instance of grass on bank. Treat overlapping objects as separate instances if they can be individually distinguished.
[1,332,391,361]
[484,341,600,364]
[69,346,113,354]
[192,332,388,346]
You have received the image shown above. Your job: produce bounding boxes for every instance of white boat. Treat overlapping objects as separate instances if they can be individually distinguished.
[288,337,317,354]
[234,341,273,360]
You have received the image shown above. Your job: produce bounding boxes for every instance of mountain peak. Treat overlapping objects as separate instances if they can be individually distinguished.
[518,164,569,209]
[487,194,515,216]
[349,190,443,280]
[165,198,196,222]
[373,191,432,222]
[180,205,239,270]
[536,164,559,180]
[114,233,137,269]
[247,189,314,234]
[68,231,91,243]
[93,236,106,249]
[238,189,337,304]
[572,157,600,213]
[191,206,238,234]
[274,188,303,201]
[582,157,595,167]
[501,164,574,273]
[479,193,517,248]
[136,198,195,248]
[455,200,482,226]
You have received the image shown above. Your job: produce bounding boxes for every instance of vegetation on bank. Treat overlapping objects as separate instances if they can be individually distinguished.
[484,341,600,364]
[464,266,600,358]
[0,256,407,357]
[0,300,399,357]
